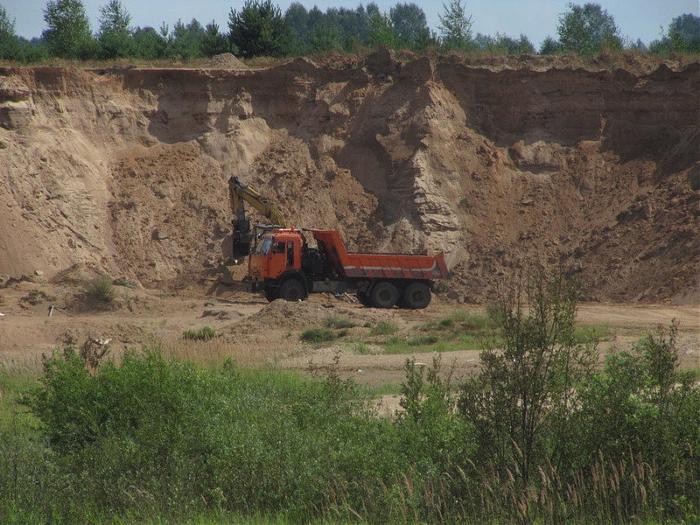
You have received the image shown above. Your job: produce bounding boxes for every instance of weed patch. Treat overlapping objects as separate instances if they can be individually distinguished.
[84,275,116,305]
[300,327,346,343]
[323,316,356,329]
[370,321,398,336]
[182,326,217,341]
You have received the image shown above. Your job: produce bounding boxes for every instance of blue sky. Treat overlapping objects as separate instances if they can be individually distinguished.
[4,0,700,45]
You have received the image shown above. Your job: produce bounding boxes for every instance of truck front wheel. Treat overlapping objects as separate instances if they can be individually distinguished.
[278,278,307,301]
[370,281,400,308]
[402,282,432,309]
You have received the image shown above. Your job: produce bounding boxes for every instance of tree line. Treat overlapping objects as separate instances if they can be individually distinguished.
[0,0,699,63]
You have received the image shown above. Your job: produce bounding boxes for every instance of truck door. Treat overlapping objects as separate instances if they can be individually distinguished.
[287,241,294,268]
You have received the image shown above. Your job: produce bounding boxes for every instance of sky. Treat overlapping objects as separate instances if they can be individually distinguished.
[4,0,700,46]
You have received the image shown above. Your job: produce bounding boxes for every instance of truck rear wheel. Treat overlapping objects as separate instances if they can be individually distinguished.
[370,281,400,308]
[278,278,307,301]
[402,282,431,309]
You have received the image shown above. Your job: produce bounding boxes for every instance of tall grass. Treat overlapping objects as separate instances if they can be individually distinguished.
[0,275,698,523]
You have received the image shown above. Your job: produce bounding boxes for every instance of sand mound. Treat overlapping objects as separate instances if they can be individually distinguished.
[0,57,698,302]
[206,53,248,69]
[232,298,389,334]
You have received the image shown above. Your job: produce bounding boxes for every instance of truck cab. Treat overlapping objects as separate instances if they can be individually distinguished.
[248,229,306,300]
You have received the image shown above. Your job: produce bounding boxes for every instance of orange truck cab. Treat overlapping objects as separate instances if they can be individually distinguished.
[248,228,448,309]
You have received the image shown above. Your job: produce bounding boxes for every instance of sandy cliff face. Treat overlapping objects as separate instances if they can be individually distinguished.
[0,53,698,302]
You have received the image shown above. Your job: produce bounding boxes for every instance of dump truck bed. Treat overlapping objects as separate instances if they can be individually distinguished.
[312,229,449,281]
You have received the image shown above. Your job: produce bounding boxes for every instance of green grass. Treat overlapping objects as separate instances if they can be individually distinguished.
[381,334,491,354]
[84,275,116,304]
[354,312,613,357]
[182,326,217,341]
[323,316,357,329]
[369,321,399,336]
[358,310,499,355]
[300,327,347,343]
[573,324,614,343]
[351,342,373,354]
[421,310,495,334]
[0,372,36,425]
[112,277,137,289]
[0,329,697,524]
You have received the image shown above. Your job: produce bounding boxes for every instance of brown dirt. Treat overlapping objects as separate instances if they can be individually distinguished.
[0,53,698,303]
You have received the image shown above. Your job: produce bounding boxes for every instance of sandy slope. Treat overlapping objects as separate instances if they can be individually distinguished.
[0,51,698,303]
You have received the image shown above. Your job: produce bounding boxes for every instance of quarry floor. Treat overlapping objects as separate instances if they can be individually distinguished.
[1,281,697,397]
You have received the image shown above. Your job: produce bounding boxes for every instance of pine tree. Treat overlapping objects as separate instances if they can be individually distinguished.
[201,21,229,57]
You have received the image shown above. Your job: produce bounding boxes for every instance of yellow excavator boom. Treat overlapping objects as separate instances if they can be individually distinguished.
[228,176,285,261]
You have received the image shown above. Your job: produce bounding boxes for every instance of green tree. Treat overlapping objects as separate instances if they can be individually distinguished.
[171,19,204,59]
[439,0,472,50]
[132,26,167,59]
[474,33,535,54]
[201,21,229,56]
[367,7,397,48]
[284,2,310,54]
[228,0,289,58]
[539,35,563,54]
[310,22,343,52]
[652,14,700,53]
[557,2,622,55]
[390,3,431,50]
[0,6,20,60]
[459,270,597,484]
[98,0,134,58]
[43,0,96,58]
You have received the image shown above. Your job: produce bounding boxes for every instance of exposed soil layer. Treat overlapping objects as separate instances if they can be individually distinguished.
[0,53,698,302]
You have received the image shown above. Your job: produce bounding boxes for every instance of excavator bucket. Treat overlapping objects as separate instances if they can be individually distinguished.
[231,217,252,263]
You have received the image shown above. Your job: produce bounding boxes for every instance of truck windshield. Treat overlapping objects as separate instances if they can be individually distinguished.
[256,238,273,255]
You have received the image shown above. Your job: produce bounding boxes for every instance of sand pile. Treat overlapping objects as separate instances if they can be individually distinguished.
[0,55,697,302]
[231,298,394,335]
[206,53,248,69]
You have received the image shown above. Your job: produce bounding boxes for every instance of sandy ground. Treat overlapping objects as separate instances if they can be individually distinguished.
[1,281,697,391]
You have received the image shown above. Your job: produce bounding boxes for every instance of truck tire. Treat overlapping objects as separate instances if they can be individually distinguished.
[356,291,372,307]
[264,287,278,302]
[402,282,431,309]
[278,278,307,301]
[370,281,400,308]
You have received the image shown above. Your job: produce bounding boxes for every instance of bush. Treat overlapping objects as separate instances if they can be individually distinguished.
[84,275,115,304]
[182,326,216,341]
[300,327,345,343]
[20,350,403,521]
[459,269,598,485]
[1,270,697,523]
[323,316,356,329]
[369,321,398,336]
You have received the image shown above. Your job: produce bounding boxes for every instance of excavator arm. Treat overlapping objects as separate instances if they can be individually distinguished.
[229,176,285,261]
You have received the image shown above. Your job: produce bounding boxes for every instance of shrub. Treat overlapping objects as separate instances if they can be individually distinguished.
[573,322,700,514]
[182,326,216,341]
[84,275,115,304]
[300,327,346,343]
[21,350,402,521]
[459,269,598,485]
[323,316,356,329]
[369,321,398,336]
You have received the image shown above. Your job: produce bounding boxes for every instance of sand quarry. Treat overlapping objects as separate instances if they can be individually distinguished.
[0,51,698,386]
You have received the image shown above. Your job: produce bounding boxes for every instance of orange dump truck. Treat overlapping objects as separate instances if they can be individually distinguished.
[248,228,448,309]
